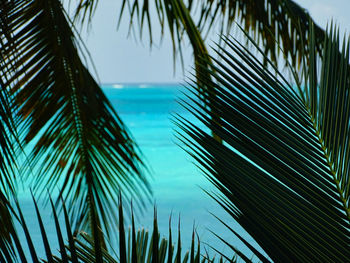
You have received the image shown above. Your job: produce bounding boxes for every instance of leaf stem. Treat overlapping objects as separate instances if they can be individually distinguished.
[309,113,350,222]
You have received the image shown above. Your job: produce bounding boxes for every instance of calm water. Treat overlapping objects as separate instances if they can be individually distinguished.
[15,84,258,259]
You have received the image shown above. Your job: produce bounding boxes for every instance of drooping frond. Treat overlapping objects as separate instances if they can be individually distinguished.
[117,0,324,68]
[303,23,350,215]
[73,0,324,69]
[0,56,15,195]
[0,0,19,195]
[0,0,151,252]
[177,25,350,262]
[194,0,325,67]
[74,0,327,143]
[0,1,23,258]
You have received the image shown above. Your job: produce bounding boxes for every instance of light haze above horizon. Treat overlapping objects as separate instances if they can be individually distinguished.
[71,0,350,84]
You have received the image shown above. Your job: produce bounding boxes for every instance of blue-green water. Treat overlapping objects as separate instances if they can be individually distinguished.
[15,84,257,259]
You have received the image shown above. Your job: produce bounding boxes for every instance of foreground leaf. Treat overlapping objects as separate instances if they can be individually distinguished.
[178,25,350,262]
[0,0,151,251]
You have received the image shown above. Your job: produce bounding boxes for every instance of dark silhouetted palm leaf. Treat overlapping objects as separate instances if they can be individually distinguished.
[0,62,17,262]
[0,1,25,257]
[177,24,350,262]
[74,0,325,69]
[75,0,327,143]
[194,0,325,67]
[76,0,326,121]
[0,70,15,194]
[7,194,222,262]
[0,0,151,256]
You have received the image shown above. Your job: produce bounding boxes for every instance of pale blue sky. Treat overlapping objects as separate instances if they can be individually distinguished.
[73,0,350,84]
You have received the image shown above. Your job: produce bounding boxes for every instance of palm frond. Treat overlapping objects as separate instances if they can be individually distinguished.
[0,0,151,249]
[11,194,76,262]
[0,0,20,195]
[0,77,15,194]
[0,194,24,262]
[116,0,324,69]
[304,23,350,215]
[9,194,223,262]
[70,207,216,263]
[74,0,325,69]
[0,1,25,258]
[195,0,325,67]
[177,25,350,262]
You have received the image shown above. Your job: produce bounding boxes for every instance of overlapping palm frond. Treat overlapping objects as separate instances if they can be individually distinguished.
[74,0,324,69]
[117,0,324,69]
[0,0,18,198]
[177,24,350,262]
[0,194,22,262]
[0,0,151,254]
[194,0,325,67]
[0,1,26,258]
[75,0,327,142]
[0,82,16,253]
[69,208,208,263]
[0,60,15,195]
[9,195,223,263]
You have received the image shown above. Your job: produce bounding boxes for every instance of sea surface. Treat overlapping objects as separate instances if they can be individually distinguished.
[15,83,258,260]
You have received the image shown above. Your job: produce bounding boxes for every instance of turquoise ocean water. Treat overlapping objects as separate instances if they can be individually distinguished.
[15,83,257,259]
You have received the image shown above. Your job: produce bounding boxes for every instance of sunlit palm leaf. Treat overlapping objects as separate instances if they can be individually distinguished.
[194,0,325,67]
[118,0,324,69]
[0,0,151,253]
[177,25,350,262]
[74,0,324,69]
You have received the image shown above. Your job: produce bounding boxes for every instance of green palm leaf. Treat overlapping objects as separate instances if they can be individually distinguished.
[0,0,151,252]
[7,194,220,262]
[177,24,350,262]
[74,0,324,69]
[0,81,15,194]
[69,211,212,263]
[118,0,324,69]
[0,1,24,257]
[76,0,328,143]
[194,0,325,67]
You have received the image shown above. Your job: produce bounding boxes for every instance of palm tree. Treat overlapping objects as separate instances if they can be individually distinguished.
[0,0,345,261]
[6,20,350,262]
[178,23,350,261]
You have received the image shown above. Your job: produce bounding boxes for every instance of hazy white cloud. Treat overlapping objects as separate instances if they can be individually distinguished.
[294,0,350,30]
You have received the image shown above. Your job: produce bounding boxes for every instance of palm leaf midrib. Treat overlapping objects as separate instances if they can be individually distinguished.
[47,0,96,194]
[304,26,350,224]
[0,0,151,259]
[307,108,350,222]
[211,92,347,222]
[217,36,350,225]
